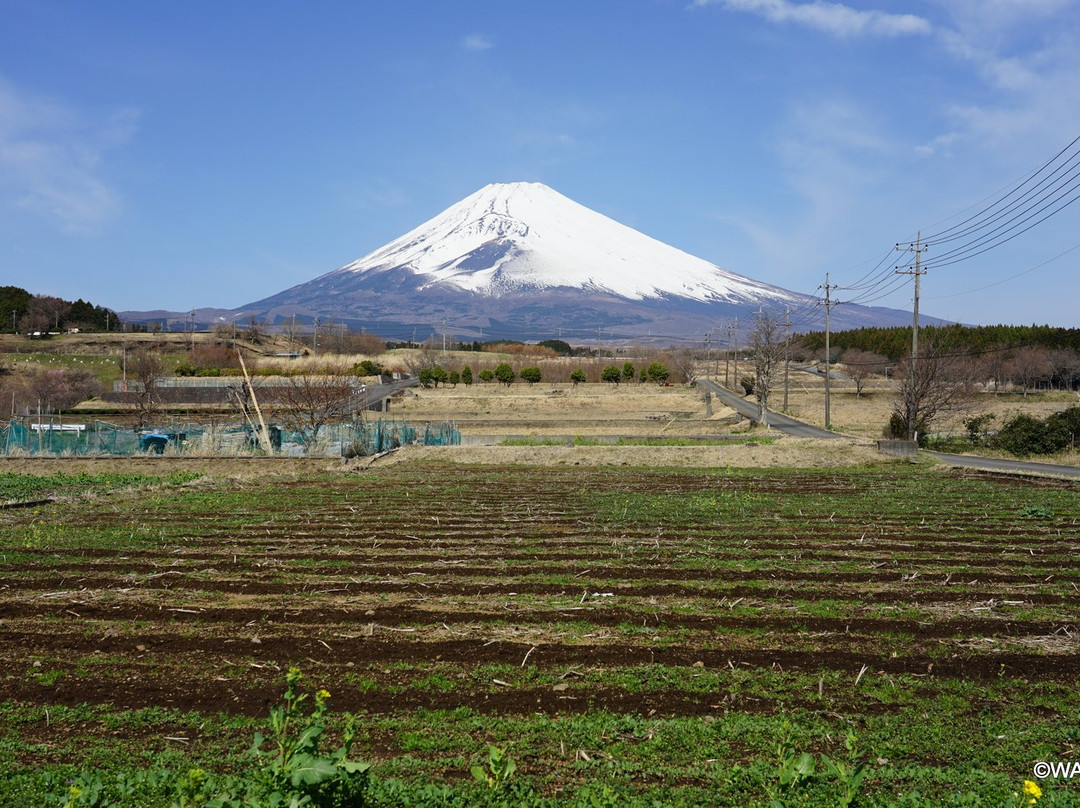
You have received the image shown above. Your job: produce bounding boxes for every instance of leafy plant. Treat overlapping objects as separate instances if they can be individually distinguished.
[765,721,818,806]
[470,745,517,790]
[820,731,868,808]
[244,667,370,804]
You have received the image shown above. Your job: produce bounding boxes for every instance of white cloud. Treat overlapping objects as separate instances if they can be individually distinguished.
[716,98,900,280]
[927,1,1080,151]
[0,76,137,233]
[693,0,932,38]
[461,33,494,52]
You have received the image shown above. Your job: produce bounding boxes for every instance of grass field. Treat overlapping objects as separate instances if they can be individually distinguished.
[1,459,1079,805]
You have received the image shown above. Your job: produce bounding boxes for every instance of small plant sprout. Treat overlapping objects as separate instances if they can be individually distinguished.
[821,731,868,808]
[471,745,517,790]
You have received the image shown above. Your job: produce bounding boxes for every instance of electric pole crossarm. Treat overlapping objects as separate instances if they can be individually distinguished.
[895,231,927,441]
[819,274,837,430]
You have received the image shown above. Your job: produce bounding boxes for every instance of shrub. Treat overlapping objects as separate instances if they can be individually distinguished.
[964,413,995,445]
[622,362,635,382]
[887,411,928,445]
[601,365,622,385]
[418,365,449,388]
[478,369,494,383]
[448,369,460,386]
[461,366,473,386]
[493,363,515,386]
[739,375,755,396]
[646,362,670,384]
[570,368,586,386]
[353,359,384,377]
[519,366,541,384]
[990,410,1077,456]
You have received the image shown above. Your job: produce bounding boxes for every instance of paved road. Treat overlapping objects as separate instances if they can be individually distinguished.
[700,379,1080,478]
[698,379,844,439]
[924,451,1080,480]
[364,377,418,409]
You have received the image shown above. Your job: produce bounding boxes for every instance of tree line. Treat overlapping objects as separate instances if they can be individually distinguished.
[1,285,121,334]
[800,323,1080,362]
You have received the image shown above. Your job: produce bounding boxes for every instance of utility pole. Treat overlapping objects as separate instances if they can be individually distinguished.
[724,321,731,387]
[896,232,927,440]
[820,273,837,429]
[783,306,790,412]
[313,316,319,356]
[732,317,739,393]
[714,325,721,378]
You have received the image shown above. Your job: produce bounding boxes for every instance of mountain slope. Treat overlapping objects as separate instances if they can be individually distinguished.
[338,182,796,304]
[230,182,925,342]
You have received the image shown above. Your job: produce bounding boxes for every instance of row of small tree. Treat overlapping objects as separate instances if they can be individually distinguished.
[416,360,673,389]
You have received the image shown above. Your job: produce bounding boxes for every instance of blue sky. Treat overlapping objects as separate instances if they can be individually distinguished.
[1,0,1078,329]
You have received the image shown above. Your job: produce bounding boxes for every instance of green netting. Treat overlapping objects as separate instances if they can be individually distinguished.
[353,420,417,455]
[2,420,137,455]
[422,421,462,447]
[347,419,461,456]
[1,417,459,457]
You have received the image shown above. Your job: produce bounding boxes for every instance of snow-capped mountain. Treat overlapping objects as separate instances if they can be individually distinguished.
[338,182,796,304]
[228,182,922,342]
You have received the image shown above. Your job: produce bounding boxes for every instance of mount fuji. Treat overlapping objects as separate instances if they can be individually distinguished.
[228,182,925,343]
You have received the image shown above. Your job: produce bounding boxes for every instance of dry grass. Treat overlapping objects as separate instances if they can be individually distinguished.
[773,371,1079,439]
[380,438,886,468]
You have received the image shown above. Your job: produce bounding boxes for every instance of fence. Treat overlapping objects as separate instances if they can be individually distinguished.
[0,417,459,458]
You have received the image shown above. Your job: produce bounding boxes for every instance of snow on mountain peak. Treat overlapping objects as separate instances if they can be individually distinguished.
[336,182,796,305]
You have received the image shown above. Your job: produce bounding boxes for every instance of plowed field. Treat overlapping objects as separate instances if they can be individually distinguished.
[2,460,1079,804]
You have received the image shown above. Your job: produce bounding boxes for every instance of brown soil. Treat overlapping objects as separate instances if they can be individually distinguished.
[2,460,1078,775]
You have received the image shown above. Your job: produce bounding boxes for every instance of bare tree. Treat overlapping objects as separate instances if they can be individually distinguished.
[750,310,786,427]
[892,341,985,442]
[1049,348,1080,392]
[669,349,700,386]
[1005,345,1054,396]
[270,375,367,445]
[282,316,304,353]
[245,317,267,345]
[841,348,888,398]
[129,346,164,428]
[401,344,439,377]
[213,322,239,345]
[28,369,103,412]
[341,331,387,356]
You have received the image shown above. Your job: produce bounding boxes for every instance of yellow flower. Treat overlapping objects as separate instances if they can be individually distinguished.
[317,688,331,699]
[1023,780,1042,802]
